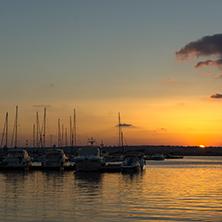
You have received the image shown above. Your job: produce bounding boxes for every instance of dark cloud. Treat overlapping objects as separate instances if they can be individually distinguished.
[116,123,134,128]
[194,59,222,69]
[209,93,222,99]
[176,34,222,69]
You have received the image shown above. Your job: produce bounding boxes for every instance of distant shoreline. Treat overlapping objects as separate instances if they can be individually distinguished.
[1,145,222,156]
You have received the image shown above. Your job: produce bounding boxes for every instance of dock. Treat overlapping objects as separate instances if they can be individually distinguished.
[0,163,122,172]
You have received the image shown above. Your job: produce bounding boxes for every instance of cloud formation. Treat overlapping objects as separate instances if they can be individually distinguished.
[116,123,134,128]
[199,72,212,76]
[194,59,222,69]
[209,93,222,99]
[176,34,222,69]
[215,73,222,78]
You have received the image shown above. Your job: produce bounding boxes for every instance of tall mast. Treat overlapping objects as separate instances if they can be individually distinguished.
[1,112,8,148]
[118,112,121,147]
[36,112,39,148]
[15,106,18,148]
[65,128,67,147]
[33,124,35,148]
[5,112,8,148]
[43,107,46,147]
[74,109,76,146]
[58,118,61,147]
[70,116,72,146]
[62,124,64,147]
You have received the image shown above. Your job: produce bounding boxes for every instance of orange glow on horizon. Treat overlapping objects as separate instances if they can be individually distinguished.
[199,145,205,148]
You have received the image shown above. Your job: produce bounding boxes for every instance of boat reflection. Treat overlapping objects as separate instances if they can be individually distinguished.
[74,171,102,183]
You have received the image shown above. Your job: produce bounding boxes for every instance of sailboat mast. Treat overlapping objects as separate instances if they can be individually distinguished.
[58,118,61,147]
[74,109,76,146]
[70,116,72,147]
[1,112,8,148]
[15,106,18,148]
[36,112,39,148]
[5,112,8,148]
[33,124,35,148]
[118,112,121,147]
[65,128,67,147]
[43,107,46,147]
[62,124,64,147]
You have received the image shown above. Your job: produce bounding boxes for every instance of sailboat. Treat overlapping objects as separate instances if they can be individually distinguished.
[1,106,33,168]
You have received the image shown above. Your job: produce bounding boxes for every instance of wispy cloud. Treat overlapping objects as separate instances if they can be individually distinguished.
[154,128,167,133]
[164,79,179,83]
[215,73,222,78]
[176,33,222,70]
[209,93,222,99]
[116,123,135,128]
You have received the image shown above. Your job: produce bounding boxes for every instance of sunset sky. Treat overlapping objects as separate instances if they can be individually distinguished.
[1,0,222,147]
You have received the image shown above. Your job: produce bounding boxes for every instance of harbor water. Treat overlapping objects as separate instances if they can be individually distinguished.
[0,156,221,221]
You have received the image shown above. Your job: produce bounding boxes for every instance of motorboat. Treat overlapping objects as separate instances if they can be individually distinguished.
[152,153,165,160]
[41,148,69,168]
[75,138,105,172]
[165,152,184,159]
[2,148,32,167]
[121,155,141,172]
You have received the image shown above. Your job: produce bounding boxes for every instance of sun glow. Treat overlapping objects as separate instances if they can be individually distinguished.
[199,145,205,148]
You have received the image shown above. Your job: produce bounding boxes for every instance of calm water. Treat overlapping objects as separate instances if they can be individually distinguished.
[0,156,221,221]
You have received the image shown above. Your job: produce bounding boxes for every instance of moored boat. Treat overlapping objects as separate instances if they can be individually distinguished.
[75,138,105,172]
[152,153,165,160]
[165,152,184,159]
[1,148,32,168]
[121,155,141,172]
[41,148,69,168]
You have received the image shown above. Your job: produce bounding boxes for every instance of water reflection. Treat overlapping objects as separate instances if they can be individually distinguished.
[0,157,221,221]
[74,172,103,204]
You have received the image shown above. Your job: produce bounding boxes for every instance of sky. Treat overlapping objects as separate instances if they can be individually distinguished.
[1,0,222,147]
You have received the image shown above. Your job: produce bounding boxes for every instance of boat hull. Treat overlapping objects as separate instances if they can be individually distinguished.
[121,164,140,172]
[75,158,103,172]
